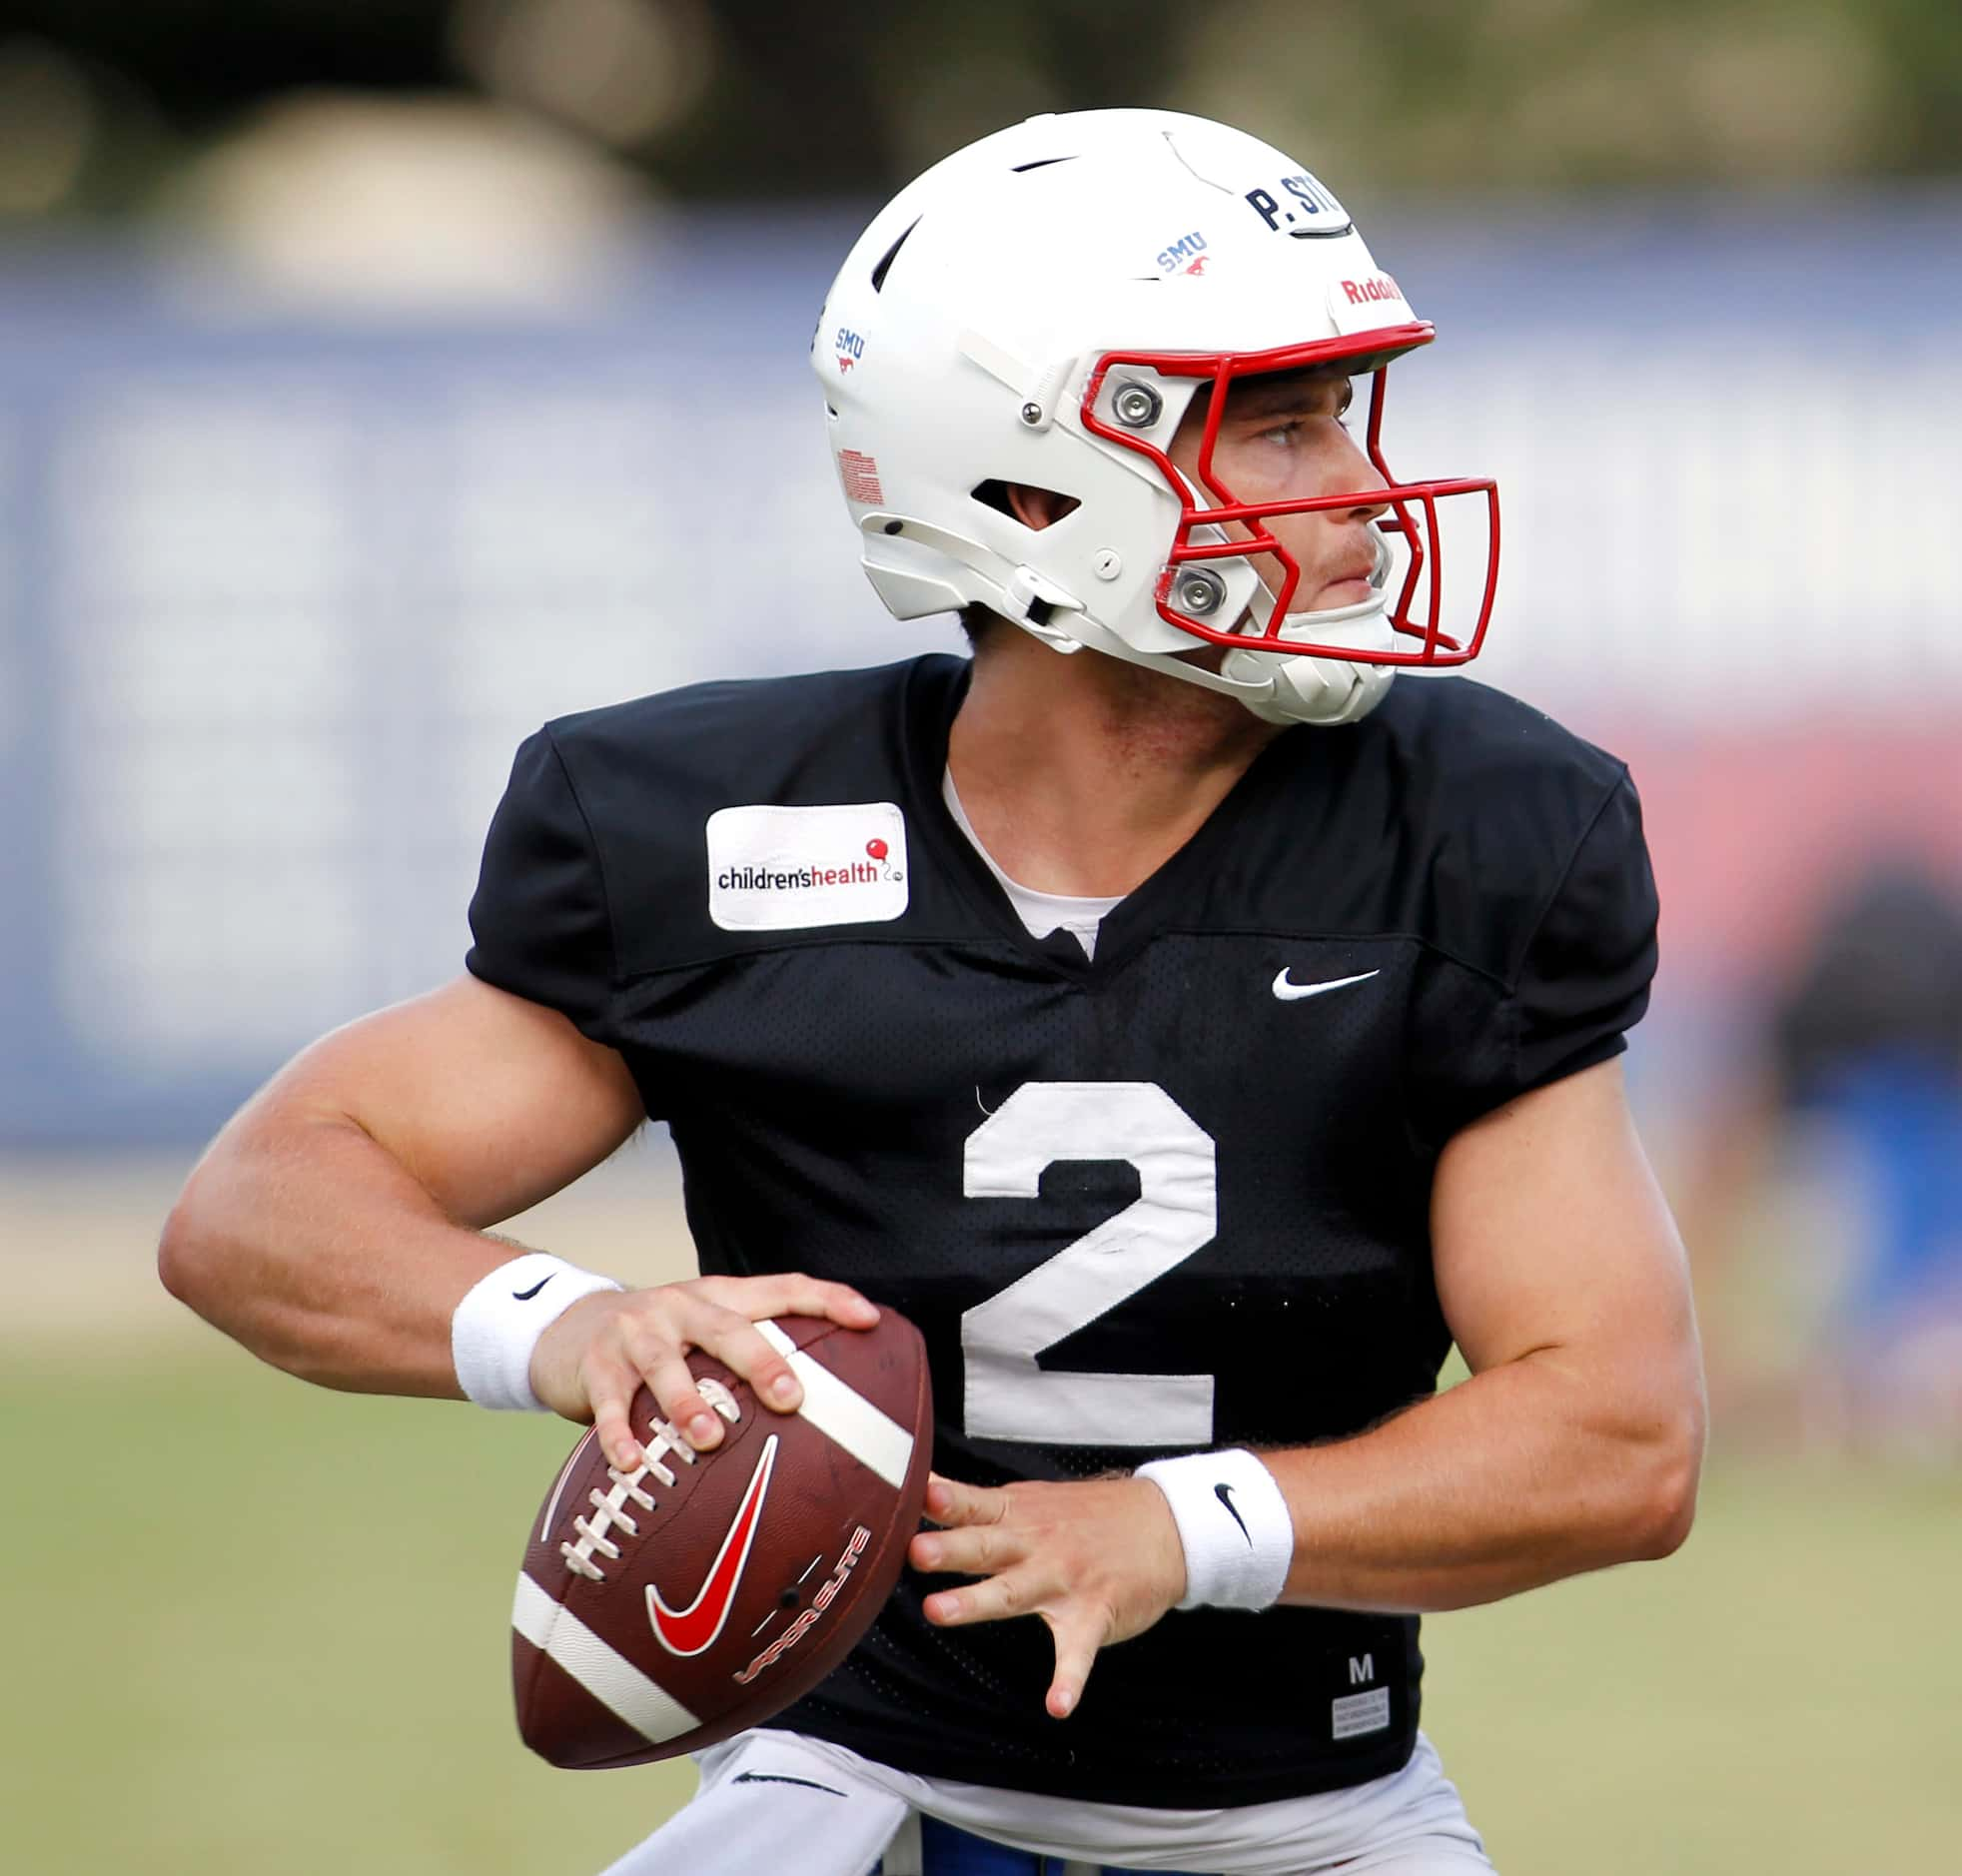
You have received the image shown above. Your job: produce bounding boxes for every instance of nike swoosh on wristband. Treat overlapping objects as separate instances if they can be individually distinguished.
[511,1275,554,1302]
[647,1435,778,1657]
[1215,1481,1253,1544]
[1271,968,1381,1002]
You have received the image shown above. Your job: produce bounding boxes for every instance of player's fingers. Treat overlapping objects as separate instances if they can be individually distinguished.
[925,1472,1009,1526]
[642,1357,731,1451]
[665,1297,809,1418]
[909,1520,1020,1577]
[583,1357,647,1471]
[921,1561,1044,1628]
[616,1315,730,1451]
[1041,1609,1105,1721]
[693,1271,881,1331]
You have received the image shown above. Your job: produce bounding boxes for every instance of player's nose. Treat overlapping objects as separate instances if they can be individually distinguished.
[1325,423,1391,522]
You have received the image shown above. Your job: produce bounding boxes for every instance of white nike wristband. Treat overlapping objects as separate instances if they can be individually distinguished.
[1134,1448,1294,1612]
[451,1253,622,1412]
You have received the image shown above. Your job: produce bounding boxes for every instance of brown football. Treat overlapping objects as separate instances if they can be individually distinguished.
[511,1310,932,1769]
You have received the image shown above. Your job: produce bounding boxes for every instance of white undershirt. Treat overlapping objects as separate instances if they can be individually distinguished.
[941,769,1124,961]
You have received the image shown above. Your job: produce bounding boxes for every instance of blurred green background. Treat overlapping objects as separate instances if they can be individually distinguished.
[9,1159,1960,1875]
[2,0,1961,217]
[4,3,1960,1872]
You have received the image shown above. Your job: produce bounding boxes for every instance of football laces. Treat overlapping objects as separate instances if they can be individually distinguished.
[559,1379,743,1582]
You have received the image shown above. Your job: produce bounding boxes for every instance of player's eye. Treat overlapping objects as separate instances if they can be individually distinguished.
[1258,413,1350,445]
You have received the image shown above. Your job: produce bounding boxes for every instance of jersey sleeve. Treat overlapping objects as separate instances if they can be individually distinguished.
[465,727,617,1040]
[1508,769,1658,1096]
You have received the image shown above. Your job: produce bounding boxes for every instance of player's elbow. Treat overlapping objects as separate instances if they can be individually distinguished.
[157,1178,223,1319]
[156,1213,191,1305]
[158,1144,259,1327]
[1621,1399,1706,1561]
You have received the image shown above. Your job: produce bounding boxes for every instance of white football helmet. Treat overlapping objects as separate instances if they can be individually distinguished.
[813,109,1499,727]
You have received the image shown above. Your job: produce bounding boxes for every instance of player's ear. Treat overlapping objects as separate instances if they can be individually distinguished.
[1001,484,1080,531]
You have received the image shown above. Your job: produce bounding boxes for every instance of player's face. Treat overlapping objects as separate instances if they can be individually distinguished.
[1167,370,1390,615]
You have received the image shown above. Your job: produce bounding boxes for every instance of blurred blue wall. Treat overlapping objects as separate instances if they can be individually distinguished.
[3,194,1958,1144]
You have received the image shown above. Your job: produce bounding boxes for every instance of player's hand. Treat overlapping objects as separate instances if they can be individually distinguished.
[528,1275,880,1471]
[908,1471,1187,1721]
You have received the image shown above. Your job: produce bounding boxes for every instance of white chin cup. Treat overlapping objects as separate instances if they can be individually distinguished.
[1218,600,1399,728]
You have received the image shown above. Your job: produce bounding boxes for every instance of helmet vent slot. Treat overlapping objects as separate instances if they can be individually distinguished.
[870,218,920,293]
[971,480,1080,528]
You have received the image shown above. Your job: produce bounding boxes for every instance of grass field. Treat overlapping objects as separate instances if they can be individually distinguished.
[7,1160,1961,1874]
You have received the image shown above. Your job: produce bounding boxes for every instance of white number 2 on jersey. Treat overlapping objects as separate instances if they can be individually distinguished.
[960,1081,1218,1446]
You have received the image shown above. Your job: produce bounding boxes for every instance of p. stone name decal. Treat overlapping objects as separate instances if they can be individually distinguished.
[1244,170,1353,240]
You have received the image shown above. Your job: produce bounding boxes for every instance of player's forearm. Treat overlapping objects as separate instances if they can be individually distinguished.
[1265,1349,1704,1612]
[159,1107,512,1398]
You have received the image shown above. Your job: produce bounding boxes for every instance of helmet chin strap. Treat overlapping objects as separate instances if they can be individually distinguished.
[1036,602,1397,729]
[1218,580,1399,726]
[1178,524,1400,727]
[1217,612,1397,726]
[985,519,1401,729]
[1225,641,1395,727]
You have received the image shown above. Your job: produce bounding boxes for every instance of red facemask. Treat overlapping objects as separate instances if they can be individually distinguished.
[1079,322,1500,666]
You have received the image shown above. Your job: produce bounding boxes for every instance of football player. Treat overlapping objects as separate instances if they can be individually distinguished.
[161,111,1706,1876]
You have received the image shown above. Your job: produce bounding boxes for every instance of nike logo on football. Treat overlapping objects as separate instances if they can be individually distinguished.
[647,1434,778,1658]
[1215,1481,1252,1545]
[1271,968,1380,1002]
[511,1275,553,1302]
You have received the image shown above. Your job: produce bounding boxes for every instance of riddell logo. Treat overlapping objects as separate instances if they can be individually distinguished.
[706,804,909,932]
[1340,274,1404,307]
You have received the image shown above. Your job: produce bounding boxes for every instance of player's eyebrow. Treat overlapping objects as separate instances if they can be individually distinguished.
[1219,371,1352,420]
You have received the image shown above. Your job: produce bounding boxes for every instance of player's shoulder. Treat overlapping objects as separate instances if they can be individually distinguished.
[540,654,952,808]
[1357,672,1631,831]
[1243,675,1645,986]
[507,654,962,976]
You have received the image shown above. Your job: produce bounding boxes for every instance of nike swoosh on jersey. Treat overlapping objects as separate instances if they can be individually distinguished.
[647,1434,778,1658]
[1271,968,1381,1002]
[511,1275,553,1301]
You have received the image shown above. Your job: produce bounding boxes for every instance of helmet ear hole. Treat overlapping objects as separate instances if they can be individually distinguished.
[971,479,1080,530]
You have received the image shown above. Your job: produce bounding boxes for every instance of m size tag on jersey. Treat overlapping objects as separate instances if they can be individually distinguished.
[706,802,909,931]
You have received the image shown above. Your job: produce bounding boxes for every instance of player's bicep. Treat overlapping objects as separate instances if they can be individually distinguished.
[1430,1058,1699,1397]
[254,973,644,1228]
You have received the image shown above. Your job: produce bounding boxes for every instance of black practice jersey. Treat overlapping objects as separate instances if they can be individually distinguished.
[466,653,1657,1808]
